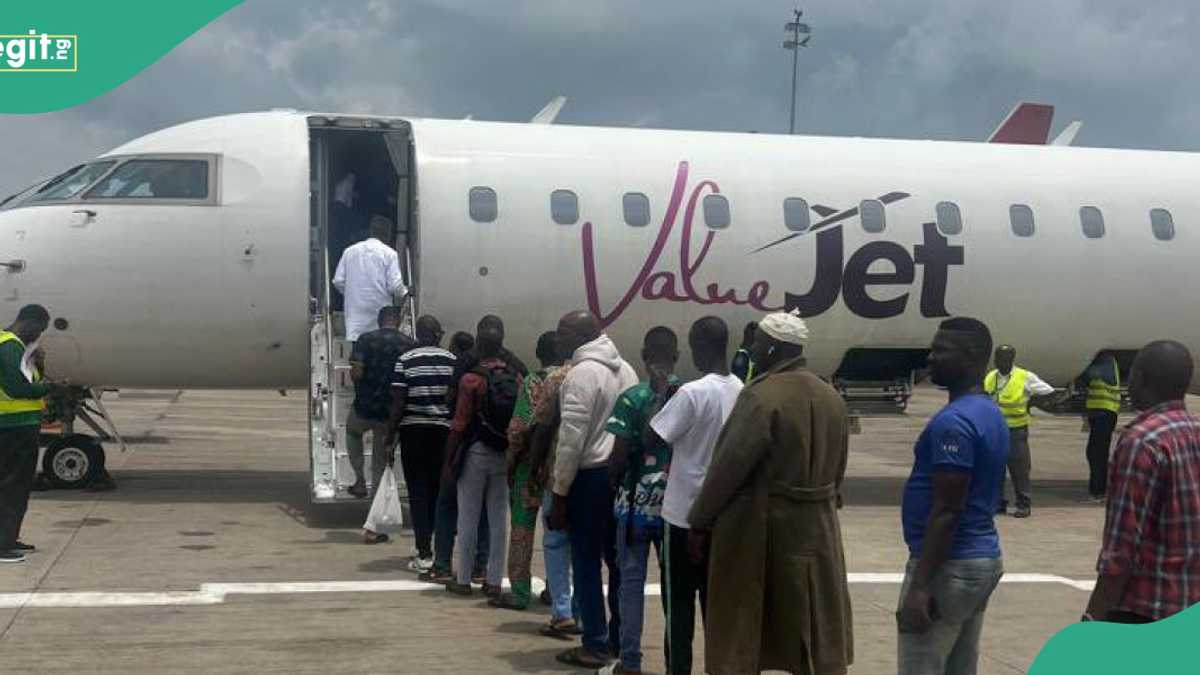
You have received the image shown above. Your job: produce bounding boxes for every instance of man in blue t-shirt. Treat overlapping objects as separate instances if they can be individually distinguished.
[898,317,1009,675]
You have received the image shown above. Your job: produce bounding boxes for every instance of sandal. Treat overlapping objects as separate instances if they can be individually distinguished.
[540,619,581,640]
[487,593,528,611]
[418,568,453,583]
[556,647,610,669]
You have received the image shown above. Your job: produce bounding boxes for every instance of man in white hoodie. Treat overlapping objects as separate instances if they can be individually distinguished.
[548,311,639,670]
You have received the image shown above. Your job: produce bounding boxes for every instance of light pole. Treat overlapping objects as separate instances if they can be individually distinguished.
[783,9,812,135]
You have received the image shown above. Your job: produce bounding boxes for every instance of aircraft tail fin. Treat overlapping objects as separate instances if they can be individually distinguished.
[988,102,1054,144]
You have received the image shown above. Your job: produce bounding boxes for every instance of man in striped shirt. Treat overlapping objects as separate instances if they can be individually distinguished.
[387,315,457,573]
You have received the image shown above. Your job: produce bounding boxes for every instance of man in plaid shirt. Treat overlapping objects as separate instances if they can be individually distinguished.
[1085,340,1200,623]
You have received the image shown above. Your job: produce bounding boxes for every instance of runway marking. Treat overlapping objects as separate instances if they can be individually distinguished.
[0,574,1095,610]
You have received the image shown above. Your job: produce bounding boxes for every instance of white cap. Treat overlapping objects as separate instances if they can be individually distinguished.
[758,309,809,346]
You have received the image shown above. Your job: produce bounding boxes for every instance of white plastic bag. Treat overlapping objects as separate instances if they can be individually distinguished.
[363,469,404,533]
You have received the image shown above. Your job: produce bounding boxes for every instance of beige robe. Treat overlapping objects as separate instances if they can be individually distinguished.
[688,356,852,675]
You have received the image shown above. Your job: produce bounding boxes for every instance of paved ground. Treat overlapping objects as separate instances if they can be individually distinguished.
[0,387,1121,674]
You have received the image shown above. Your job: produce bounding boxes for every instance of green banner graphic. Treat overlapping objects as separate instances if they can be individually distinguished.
[0,1,243,114]
[1030,602,1200,674]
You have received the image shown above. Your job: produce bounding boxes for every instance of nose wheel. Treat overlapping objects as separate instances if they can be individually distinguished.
[41,434,105,489]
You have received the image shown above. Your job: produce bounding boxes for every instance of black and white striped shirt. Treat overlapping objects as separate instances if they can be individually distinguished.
[391,346,457,428]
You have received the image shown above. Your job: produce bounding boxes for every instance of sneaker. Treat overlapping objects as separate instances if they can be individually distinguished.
[418,568,453,584]
[1013,505,1032,519]
[0,551,26,564]
[446,582,473,596]
[11,542,34,553]
[471,571,487,586]
[407,557,434,573]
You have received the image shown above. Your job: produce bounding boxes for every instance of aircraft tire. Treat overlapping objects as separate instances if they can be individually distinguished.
[42,434,105,490]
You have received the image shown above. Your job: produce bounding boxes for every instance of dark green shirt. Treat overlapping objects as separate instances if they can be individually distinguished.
[605,378,678,531]
[0,339,49,428]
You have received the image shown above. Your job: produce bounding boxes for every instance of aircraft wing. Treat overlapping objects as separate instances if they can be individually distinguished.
[987,102,1055,144]
[1050,121,1082,146]
[531,96,567,124]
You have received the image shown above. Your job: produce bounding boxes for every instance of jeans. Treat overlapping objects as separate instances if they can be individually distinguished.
[455,443,509,586]
[542,487,579,622]
[1001,426,1032,509]
[1086,410,1118,496]
[617,518,665,671]
[433,473,489,575]
[398,424,447,559]
[898,557,1004,675]
[346,407,388,492]
[664,523,707,675]
[567,466,621,655]
[0,426,38,549]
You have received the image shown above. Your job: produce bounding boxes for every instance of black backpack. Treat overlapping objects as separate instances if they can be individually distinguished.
[471,361,520,452]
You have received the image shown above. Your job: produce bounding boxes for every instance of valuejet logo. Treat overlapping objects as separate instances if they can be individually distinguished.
[0,30,77,72]
[582,161,963,328]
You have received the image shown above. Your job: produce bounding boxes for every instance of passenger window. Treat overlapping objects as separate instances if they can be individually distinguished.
[783,198,810,232]
[31,161,116,202]
[85,159,209,200]
[1151,208,1175,241]
[469,187,497,223]
[935,201,962,235]
[1009,204,1035,237]
[623,192,650,227]
[703,194,730,229]
[551,190,578,225]
[860,199,885,233]
[1080,206,1105,239]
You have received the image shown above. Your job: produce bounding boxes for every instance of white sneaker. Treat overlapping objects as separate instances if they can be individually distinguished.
[407,557,434,573]
[0,551,26,564]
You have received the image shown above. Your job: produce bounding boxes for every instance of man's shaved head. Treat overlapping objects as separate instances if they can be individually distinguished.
[415,315,443,346]
[994,344,1016,374]
[1131,340,1194,409]
[557,310,602,359]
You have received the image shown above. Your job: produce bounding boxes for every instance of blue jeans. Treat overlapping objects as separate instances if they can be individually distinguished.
[567,466,621,655]
[898,557,1004,675]
[542,488,579,622]
[433,473,488,574]
[617,517,664,671]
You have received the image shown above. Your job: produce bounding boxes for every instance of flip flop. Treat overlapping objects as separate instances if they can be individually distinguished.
[556,647,609,669]
[539,620,579,641]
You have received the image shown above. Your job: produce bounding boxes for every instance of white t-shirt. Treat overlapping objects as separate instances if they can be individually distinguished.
[332,237,406,342]
[651,373,744,529]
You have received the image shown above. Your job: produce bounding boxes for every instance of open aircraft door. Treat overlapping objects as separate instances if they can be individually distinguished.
[307,116,416,502]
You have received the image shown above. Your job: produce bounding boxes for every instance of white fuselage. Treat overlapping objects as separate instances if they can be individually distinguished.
[2,111,1195,389]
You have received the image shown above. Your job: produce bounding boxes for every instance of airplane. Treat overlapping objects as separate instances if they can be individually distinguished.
[0,109,1189,500]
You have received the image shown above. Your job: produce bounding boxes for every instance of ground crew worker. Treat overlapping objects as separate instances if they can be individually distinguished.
[984,345,1056,518]
[1080,351,1121,502]
[0,304,52,563]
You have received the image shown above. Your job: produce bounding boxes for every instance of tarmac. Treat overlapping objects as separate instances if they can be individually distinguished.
[0,386,1121,674]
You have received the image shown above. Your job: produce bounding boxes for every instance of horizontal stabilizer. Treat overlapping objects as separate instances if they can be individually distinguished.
[531,96,567,124]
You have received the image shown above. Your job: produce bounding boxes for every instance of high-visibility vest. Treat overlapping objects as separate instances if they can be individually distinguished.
[0,331,43,415]
[985,367,1031,428]
[1086,361,1121,413]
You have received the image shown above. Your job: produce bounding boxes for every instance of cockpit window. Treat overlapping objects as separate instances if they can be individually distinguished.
[85,159,209,200]
[28,161,116,203]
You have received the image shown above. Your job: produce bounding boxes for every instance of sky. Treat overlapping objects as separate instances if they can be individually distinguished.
[1,0,1197,194]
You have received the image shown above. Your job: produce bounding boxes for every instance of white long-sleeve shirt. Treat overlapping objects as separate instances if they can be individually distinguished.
[994,369,1056,397]
[332,238,406,342]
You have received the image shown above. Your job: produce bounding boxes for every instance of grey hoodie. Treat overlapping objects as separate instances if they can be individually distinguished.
[551,334,638,496]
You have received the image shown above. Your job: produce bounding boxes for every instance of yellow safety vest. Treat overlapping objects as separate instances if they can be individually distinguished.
[0,331,44,415]
[1086,363,1121,413]
[985,367,1031,428]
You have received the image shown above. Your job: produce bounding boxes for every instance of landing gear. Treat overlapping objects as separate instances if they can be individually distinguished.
[40,387,123,491]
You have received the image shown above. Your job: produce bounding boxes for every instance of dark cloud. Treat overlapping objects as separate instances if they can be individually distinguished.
[2,0,1198,194]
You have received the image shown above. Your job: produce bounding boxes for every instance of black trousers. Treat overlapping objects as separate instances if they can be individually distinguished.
[664,524,708,675]
[398,424,447,559]
[1086,410,1118,497]
[0,426,39,549]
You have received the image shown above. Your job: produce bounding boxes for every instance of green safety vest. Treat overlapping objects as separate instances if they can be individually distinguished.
[0,331,43,415]
[985,367,1031,428]
[1086,365,1121,413]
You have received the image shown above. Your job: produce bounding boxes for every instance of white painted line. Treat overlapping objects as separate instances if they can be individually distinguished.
[0,573,1094,610]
